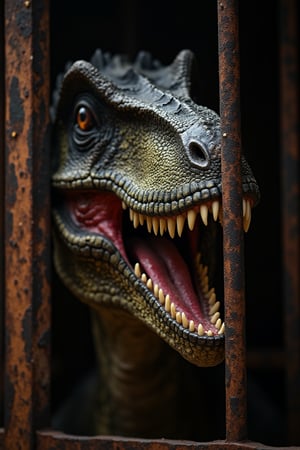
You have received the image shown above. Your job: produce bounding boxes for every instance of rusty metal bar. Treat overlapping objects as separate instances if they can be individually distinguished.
[4,0,51,449]
[217,0,247,442]
[0,0,5,431]
[37,431,296,450]
[279,0,300,445]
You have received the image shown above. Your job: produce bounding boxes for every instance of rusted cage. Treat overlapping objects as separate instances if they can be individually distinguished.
[0,0,299,449]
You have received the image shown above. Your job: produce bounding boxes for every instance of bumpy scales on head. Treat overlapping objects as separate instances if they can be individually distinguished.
[51,49,259,367]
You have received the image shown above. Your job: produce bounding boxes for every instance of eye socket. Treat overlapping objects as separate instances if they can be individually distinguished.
[76,105,95,131]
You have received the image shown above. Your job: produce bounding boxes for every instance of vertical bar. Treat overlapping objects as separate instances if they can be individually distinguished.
[4,0,51,448]
[279,0,300,444]
[217,0,247,442]
[0,0,4,430]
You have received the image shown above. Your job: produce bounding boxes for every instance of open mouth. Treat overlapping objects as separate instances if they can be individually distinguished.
[54,189,253,340]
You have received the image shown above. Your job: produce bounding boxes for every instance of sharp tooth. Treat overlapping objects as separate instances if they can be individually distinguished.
[201,275,209,291]
[197,323,204,336]
[147,217,152,233]
[206,287,215,298]
[247,200,251,217]
[165,295,171,312]
[208,291,216,305]
[141,273,147,283]
[244,218,251,233]
[146,278,153,290]
[189,320,195,332]
[212,200,219,221]
[122,201,127,210]
[209,301,220,315]
[243,198,246,217]
[152,217,159,235]
[129,209,133,221]
[187,209,197,230]
[159,218,167,236]
[139,213,145,226]
[159,288,165,304]
[243,200,251,232]
[210,311,220,324]
[206,330,213,336]
[154,284,159,297]
[134,263,141,277]
[133,211,139,228]
[171,302,176,319]
[182,312,189,328]
[215,318,222,329]
[176,214,185,237]
[200,204,208,226]
[167,218,176,238]
[165,293,170,306]
[176,312,182,323]
[218,323,225,335]
[243,216,250,232]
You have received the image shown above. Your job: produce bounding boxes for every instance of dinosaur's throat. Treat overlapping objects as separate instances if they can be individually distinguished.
[64,190,225,336]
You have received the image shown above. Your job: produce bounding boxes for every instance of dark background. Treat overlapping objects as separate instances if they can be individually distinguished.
[49,0,291,446]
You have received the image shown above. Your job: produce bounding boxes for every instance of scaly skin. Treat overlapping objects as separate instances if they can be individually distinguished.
[51,49,260,437]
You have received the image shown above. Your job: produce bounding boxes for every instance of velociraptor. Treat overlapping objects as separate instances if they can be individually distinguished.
[51,49,260,439]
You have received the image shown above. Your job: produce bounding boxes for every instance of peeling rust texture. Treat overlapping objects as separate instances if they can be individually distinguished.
[36,432,299,450]
[279,0,300,445]
[4,0,51,449]
[217,0,247,443]
[0,0,5,431]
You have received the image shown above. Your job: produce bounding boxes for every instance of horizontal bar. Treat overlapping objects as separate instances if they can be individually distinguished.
[36,431,297,450]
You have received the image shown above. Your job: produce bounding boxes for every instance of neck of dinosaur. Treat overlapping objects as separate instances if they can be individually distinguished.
[91,307,181,438]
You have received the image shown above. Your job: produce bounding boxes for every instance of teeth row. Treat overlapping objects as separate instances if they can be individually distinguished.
[195,253,225,334]
[125,201,221,238]
[134,261,225,336]
[124,198,252,237]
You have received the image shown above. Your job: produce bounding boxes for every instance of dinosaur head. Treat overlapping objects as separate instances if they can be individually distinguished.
[51,49,260,367]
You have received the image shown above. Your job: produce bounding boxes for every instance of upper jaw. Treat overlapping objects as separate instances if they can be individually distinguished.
[125,196,253,237]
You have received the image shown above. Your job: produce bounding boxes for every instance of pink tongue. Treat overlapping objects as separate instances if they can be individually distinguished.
[129,236,204,321]
[70,192,205,323]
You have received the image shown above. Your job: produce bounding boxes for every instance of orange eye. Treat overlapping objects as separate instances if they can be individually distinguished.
[76,106,94,131]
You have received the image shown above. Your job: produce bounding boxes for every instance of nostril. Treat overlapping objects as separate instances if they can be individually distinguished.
[188,139,210,168]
